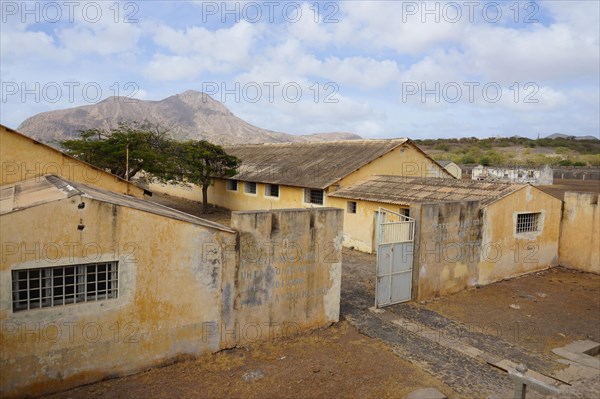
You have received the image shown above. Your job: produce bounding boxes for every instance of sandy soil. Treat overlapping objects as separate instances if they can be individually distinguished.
[424,267,600,354]
[43,321,454,399]
[148,192,232,226]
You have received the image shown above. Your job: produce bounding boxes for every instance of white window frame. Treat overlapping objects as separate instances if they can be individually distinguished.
[244,181,257,195]
[264,184,280,198]
[304,188,324,205]
[226,179,238,191]
[11,262,118,312]
[515,212,542,234]
[347,201,357,213]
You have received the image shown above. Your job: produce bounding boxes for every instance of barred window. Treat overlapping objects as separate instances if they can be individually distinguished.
[265,184,279,198]
[12,262,118,312]
[304,189,324,205]
[244,182,257,194]
[347,201,357,213]
[516,213,541,234]
[226,179,238,191]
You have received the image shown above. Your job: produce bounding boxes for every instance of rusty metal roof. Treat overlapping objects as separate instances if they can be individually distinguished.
[329,175,527,206]
[224,139,410,189]
[0,175,235,232]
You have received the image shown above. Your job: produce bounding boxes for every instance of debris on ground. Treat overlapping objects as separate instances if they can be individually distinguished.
[509,304,521,310]
[241,370,264,382]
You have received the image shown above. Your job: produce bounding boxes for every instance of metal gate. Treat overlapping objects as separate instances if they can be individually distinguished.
[375,207,415,308]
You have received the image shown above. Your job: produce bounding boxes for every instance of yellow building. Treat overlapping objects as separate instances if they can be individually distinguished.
[0,175,343,397]
[0,124,147,198]
[190,139,447,253]
[328,175,563,300]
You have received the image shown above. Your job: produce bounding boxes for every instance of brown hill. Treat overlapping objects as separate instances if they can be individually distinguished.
[16,90,361,145]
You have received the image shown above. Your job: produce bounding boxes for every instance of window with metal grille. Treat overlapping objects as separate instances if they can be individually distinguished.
[226,179,238,191]
[304,189,324,205]
[347,201,357,213]
[400,208,410,218]
[244,181,257,194]
[265,184,279,197]
[12,262,118,312]
[516,213,541,234]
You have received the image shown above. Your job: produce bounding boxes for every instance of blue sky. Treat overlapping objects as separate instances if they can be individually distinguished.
[1,0,599,139]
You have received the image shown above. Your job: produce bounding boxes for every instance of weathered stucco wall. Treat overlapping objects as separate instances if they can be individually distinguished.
[334,143,452,188]
[211,179,312,210]
[559,192,600,274]
[222,208,343,348]
[0,125,145,198]
[0,197,235,397]
[1,200,343,397]
[478,186,561,285]
[412,201,483,301]
[412,187,562,301]
[326,196,409,253]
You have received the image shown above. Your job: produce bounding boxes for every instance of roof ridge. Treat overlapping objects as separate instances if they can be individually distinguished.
[224,138,408,147]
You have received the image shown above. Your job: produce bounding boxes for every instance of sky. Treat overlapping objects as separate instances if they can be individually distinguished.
[1,0,599,139]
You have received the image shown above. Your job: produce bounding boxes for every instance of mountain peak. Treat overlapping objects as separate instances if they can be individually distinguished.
[16,92,362,145]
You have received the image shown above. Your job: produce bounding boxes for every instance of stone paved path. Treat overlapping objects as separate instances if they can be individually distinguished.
[340,250,568,398]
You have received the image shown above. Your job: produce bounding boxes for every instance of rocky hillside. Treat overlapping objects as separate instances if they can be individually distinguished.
[16,90,361,145]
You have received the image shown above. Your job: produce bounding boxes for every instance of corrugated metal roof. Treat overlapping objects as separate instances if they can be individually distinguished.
[437,160,454,167]
[224,139,409,189]
[329,175,527,206]
[1,175,235,233]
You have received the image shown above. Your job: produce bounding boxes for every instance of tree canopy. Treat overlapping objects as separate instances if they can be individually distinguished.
[60,122,240,212]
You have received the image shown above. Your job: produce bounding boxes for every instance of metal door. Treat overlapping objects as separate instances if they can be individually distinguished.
[375,208,415,307]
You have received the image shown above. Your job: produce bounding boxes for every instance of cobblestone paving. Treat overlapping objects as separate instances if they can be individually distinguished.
[387,303,561,376]
[340,249,568,398]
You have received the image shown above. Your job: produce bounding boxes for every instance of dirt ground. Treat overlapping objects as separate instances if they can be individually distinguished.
[424,267,600,355]
[148,192,232,226]
[536,178,600,200]
[43,321,454,399]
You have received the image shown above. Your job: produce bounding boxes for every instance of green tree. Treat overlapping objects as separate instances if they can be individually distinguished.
[60,121,172,180]
[61,122,240,213]
[165,140,239,213]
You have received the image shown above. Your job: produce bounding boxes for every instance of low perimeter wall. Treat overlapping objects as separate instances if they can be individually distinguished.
[559,192,600,274]
[1,207,342,397]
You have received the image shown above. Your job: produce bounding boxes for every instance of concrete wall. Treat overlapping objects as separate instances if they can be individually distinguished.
[221,208,343,348]
[478,186,561,285]
[412,187,562,301]
[334,143,452,188]
[442,162,462,179]
[559,192,600,274]
[472,165,553,185]
[0,196,234,397]
[0,201,343,397]
[326,196,409,253]
[0,125,145,198]
[210,180,313,210]
[411,201,483,301]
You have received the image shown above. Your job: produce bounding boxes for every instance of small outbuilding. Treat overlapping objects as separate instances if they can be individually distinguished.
[328,175,562,300]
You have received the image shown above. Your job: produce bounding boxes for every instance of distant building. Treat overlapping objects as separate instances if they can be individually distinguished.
[436,160,462,179]
[329,175,563,300]
[472,165,553,185]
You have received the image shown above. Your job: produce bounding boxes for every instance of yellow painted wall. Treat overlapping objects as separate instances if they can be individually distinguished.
[0,125,145,198]
[326,196,409,253]
[209,179,325,210]
[333,143,452,189]
[146,179,202,202]
[0,197,235,397]
[559,192,600,274]
[412,188,562,301]
[478,186,562,285]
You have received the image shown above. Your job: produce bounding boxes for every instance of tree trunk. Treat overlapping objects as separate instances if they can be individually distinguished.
[201,184,209,213]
